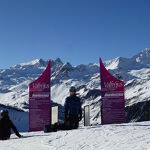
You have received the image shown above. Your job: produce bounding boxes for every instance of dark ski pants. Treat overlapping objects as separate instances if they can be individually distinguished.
[64,116,79,130]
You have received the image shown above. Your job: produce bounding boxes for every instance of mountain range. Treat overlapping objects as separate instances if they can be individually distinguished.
[0,48,150,131]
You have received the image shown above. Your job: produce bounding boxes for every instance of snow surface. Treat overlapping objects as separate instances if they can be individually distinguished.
[1,121,150,150]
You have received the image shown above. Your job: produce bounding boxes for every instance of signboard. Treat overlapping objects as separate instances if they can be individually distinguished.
[100,58,126,124]
[84,105,90,126]
[51,106,58,125]
[29,61,51,131]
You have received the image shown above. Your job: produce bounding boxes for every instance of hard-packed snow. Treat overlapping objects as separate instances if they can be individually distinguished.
[1,121,150,150]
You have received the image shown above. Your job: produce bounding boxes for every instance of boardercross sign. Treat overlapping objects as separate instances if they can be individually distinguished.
[29,61,51,132]
[100,58,126,125]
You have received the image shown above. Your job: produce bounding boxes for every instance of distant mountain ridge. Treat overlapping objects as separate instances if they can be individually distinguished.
[105,48,150,70]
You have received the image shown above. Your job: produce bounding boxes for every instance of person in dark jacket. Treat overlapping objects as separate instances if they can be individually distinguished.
[64,86,82,130]
[0,110,21,140]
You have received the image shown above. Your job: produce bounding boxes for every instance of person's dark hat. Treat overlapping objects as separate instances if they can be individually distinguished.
[69,86,76,92]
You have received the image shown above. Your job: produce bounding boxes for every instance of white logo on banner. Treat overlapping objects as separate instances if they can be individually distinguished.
[104,81,123,89]
[32,83,49,90]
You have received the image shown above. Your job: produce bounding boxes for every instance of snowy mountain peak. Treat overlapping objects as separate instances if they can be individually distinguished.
[105,57,129,70]
[58,62,73,75]
[142,48,150,54]
[54,58,63,65]
[20,59,42,66]
[133,48,150,66]
[105,48,150,71]
[12,59,48,69]
[62,62,73,70]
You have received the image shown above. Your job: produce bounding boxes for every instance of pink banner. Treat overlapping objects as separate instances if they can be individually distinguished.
[29,61,51,131]
[100,58,126,124]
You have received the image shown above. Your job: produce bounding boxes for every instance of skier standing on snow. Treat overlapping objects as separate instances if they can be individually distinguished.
[0,110,21,140]
[64,86,82,129]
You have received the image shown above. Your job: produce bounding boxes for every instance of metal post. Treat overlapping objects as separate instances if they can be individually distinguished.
[84,105,90,126]
[51,106,58,125]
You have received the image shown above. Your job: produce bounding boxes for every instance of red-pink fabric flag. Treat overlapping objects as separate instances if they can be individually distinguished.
[100,58,126,124]
[29,61,51,131]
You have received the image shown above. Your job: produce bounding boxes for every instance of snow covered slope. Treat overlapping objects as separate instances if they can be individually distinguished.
[1,121,150,150]
[0,48,150,127]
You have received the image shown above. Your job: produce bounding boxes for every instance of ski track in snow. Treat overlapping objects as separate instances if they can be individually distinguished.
[1,122,150,150]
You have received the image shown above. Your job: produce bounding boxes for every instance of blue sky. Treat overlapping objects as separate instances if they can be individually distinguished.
[0,0,149,68]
